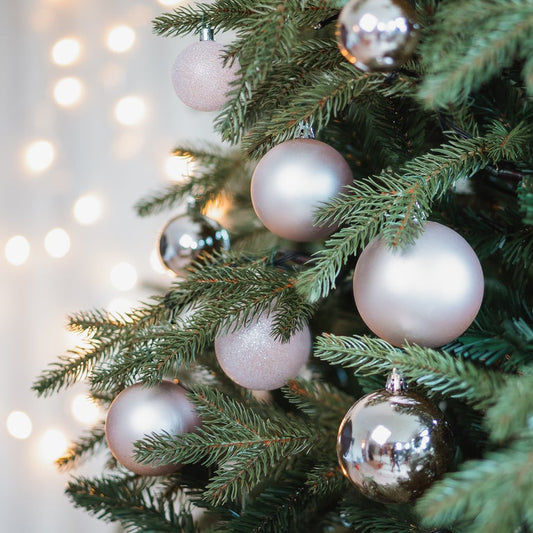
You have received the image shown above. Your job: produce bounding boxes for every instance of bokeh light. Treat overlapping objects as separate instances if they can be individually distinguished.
[44,228,71,258]
[70,394,103,425]
[157,0,184,6]
[23,140,55,173]
[114,96,147,125]
[37,428,69,464]
[53,77,84,107]
[73,194,103,225]
[164,154,195,182]
[5,235,30,266]
[110,262,138,291]
[6,411,33,440]
[51,37,81,66]
[106,25,136,53]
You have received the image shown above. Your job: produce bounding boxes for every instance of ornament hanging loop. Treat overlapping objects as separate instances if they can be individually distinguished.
[298,120,315,139]
[386,367,408,393]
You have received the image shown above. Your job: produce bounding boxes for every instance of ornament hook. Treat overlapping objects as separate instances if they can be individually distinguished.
[386,368,408,393]
[298,120,315,139]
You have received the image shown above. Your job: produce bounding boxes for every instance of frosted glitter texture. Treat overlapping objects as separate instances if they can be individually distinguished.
[105,381,200,475]
[250,138,353,242]
[353,221,484,347]
[214,310,312,390]
[336,0,419,72]
[171,40,239,112]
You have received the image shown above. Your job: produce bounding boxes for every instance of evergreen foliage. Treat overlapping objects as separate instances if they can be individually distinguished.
[35,0,533,531]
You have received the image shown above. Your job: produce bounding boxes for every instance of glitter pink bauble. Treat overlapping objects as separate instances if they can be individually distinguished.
[171,40,239,112]
[214,310,312,390]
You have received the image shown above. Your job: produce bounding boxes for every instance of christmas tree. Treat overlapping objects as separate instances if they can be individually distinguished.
[34,1,533,531]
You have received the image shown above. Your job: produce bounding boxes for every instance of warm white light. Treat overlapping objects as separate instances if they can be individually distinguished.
[53,77,83,107]
[71,394,102,425]
[114,96,147,125]
[150,248,167,275]
[164,154,195,182]
[51,37,81,66]
[106,297,136,315]
[106,25,136,53]
[6,411,33,440]
[5,235,30,266]
[110,262,138,291]
[157,0,184,6]
[23,140,55,173]
[370,424,392,446]
[73,193,103,225]
[44,227,71,258]
[38,428,69,464]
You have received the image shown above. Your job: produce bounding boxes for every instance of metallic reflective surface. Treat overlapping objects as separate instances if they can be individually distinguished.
[353,221,484,347]
[250,138,353,242]
[337,389,453,503]
[159,213,230,276]
[105,381,200,476]
[336,0,419,72]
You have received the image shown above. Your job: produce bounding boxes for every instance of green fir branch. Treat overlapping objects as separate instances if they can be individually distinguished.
[56,422,107,471]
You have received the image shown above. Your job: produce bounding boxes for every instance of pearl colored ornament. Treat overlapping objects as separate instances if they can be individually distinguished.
[250,138,353,242]
[353,221,484,347]
[171,39,239,112]
[105,381,200,475]
[158,213,230,277]
[214,309,312,390]
[336,0,420,72]
[337,370,453,503]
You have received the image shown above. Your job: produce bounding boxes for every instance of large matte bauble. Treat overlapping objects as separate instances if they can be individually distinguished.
[171,40,239,111]
[250,138,353,241]
[105,380,200,475]
[158,213,230,277]
[353,221,484,347]
[214,309,312,390]
[337,388,453,503]
[336,0,420,72]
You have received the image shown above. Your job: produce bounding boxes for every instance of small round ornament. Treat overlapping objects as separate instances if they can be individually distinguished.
[105,380,200,475]
[250,138,353,242]
[158,212,230,276]
[214,308,312,390]
[337,369,453,503]
[171,28,239,112]
[353,221,484,347]
[336,0,420,72]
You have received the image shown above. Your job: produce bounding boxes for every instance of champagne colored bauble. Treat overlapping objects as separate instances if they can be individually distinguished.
[105,380,200,475]
[353,221,484,347]
[158,213,230,276]
[337,372,453,503]
[214,309,312,390]
[250,138,353,242]
[171,40,239,111]
[336,0,420,72]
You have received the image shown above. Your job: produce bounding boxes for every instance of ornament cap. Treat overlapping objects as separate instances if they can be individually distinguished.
[199,26,215,42]
[386,368,408,393]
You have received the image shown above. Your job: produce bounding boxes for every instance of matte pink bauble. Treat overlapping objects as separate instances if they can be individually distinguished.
[105,380,200,475]
[250,138,353,242]
[171,40,239,112]
[214,310,312,390]
[353,221,484,347]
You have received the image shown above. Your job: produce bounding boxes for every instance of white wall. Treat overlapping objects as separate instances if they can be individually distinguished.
[0,0,221,530]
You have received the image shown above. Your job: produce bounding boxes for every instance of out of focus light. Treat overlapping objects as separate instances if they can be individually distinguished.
[51,37,81,66]
[5,235,30,266]
[73,194,103,225]
[157,0,185,6]
[53,77,83,107]
[114,96,147,125]
[23,140,55,173]
[106,25,136,53]
[70,394,102,425]
[110,262,138,291]
[106,297,136,315]
[6,411,33,440]
[164,154,195,182]
[203,193,232,223]
[44,228,71,258]
[150,248,167,274]
[38,428,69,464]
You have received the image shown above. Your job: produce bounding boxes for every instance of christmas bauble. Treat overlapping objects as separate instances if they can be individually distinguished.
[337,371,453,503]
[158,213,230,276]
[214,309,312,390]
[171,37,239,112]
[105,380,200,475]
[336,0,420,72]
[353,221,484,347]
[250,138,353,242]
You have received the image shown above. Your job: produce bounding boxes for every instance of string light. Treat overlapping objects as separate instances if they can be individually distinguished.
[6,411,33,440]
[114,95,147,126]
[157,0,184,6]
[5,235,30,266]
[164,154,195,182]
[110,261,138,291]
[70,394,102,425]
[44,228,71,258]
[23,140,55,173]
[51,37,81,66]
[150,248,167,274]
[37,428,69,464]
[53,77,84,107]
[106,25,136,53]
[73,193,103,225]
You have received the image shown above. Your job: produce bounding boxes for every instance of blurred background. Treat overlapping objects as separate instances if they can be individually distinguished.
[0,0,222,530]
